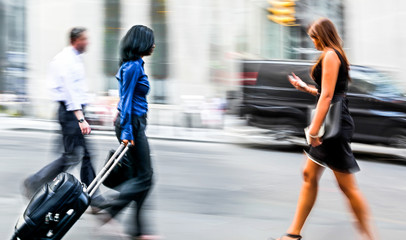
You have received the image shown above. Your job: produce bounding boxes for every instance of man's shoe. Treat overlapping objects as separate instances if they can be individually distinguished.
[90,195,107,207]
[88,195,107,214]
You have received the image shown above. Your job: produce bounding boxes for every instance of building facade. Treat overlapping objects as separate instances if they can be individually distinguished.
[1,0,405,119]
[0,0,26,96]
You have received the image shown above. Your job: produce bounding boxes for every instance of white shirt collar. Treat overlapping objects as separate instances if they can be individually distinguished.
[70,46,81,56]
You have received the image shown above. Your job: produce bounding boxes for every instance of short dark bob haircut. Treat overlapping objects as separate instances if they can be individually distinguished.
[119,25,155,65]
[70,27,87,44]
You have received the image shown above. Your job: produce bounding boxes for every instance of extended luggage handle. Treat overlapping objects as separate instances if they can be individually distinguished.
[87,142,131,197]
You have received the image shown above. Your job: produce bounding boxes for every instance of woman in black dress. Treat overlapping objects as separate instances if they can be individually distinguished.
[276,18,376,240]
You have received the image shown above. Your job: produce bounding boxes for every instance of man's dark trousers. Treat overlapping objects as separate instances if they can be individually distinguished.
[25,102,96,194]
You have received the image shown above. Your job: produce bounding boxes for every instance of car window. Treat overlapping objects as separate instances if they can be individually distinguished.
[256,63,312,87]
[349,68,405,98]
[348,70,376,94]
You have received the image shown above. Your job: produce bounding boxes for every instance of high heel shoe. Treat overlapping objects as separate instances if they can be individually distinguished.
[270,233,302,240]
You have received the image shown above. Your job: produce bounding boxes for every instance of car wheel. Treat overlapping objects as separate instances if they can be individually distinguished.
[388,130,406,148]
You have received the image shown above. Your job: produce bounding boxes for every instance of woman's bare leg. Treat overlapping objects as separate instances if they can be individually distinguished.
[278,158,325,239]
[333,171,377,240]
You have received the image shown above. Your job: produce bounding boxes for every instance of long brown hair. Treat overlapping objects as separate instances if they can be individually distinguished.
[308,18,350,79]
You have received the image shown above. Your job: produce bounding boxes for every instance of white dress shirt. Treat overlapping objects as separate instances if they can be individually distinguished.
[49,46,88,111]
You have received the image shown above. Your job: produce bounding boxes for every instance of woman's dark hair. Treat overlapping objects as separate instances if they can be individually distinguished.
[308,18,350,80]
[70,27,87,44]
[119,25,155,65]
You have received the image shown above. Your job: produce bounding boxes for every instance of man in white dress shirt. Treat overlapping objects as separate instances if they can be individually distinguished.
[23,28,103,208]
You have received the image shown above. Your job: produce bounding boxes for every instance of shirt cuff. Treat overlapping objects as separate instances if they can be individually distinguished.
[65,102,82,111]
[121,128,133,141]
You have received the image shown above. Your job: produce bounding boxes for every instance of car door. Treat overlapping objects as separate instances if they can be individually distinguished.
[347,68,390,143]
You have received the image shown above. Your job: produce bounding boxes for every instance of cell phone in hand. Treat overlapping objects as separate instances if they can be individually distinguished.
[288,75,307,88]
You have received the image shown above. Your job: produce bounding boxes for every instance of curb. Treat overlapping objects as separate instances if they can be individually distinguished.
[4,126,231,144]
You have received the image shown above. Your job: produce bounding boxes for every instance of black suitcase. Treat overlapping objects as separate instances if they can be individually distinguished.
[12,143,130,240]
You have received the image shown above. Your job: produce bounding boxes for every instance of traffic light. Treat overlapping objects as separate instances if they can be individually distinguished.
[267,0,298,26]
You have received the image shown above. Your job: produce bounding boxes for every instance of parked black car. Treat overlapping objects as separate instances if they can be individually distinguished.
[238,60,406,147]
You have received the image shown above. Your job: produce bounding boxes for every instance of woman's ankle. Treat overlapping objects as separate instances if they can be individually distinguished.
[286,227,301,236]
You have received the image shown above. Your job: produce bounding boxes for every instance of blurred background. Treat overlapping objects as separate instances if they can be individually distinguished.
[1,0,406,239]
[0,0,405,124]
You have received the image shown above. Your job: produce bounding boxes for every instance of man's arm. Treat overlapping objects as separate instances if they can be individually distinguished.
[74,110,91,135]
[60,55,91,135]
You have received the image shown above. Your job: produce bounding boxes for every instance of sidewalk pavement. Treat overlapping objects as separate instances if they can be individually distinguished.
[1,114,405,159]
[0,114,237,143]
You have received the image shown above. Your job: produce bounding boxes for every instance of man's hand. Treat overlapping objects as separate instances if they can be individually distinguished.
[74,110,90,134]
[79,120,91,135]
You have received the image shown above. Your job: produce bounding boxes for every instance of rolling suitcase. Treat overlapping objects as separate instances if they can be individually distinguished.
[11,143,130,240]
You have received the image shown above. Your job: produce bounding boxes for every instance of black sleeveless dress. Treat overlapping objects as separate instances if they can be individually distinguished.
[304,49,360,173]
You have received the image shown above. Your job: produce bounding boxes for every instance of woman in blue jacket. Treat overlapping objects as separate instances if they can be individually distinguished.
[101,25,156,240]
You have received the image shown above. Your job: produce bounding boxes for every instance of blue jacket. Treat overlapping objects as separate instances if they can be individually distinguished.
[116,58,150,141]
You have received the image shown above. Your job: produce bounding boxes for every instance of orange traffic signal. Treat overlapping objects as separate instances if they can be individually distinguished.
[267,0,299,26]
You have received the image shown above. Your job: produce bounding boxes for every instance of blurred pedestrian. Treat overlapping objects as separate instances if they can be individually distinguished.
[275,18,377,240]
[97,25,157,240]
[23,27,104,210]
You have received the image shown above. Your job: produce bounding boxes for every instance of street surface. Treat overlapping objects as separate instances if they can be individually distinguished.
[0,128,405,239]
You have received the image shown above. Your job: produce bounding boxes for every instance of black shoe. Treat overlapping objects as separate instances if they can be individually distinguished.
[274,233,302,240]
[88,195,108,214]
[90,195,107,207]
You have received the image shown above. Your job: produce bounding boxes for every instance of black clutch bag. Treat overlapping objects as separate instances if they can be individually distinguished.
[322,99,342,139]
[305,99,343,144]
[102,149,134,189]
